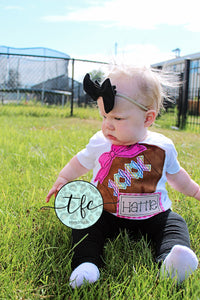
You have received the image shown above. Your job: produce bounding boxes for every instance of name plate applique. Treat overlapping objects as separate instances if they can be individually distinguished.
[117,192,164,220]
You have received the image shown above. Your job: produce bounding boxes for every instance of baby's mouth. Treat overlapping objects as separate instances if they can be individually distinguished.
[107,134,117,141]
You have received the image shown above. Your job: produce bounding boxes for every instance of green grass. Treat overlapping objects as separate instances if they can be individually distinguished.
[0,104,200,299]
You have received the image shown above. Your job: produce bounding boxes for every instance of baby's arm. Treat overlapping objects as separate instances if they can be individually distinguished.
[46,155,90,202]
[166,167,200,201]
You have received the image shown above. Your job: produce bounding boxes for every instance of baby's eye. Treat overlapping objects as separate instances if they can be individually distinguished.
[114,117,122,121]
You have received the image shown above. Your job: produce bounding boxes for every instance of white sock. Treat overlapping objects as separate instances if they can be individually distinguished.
[160,245,198,283]
[69,262,100,289]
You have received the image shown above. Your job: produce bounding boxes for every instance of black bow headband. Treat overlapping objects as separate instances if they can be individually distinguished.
[83,73,148,113]
[83,73,116,113]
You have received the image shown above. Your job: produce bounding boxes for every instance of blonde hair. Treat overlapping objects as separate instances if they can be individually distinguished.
[105,65,180,114]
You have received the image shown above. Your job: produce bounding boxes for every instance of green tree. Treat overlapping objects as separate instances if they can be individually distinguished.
[89,69,104,82]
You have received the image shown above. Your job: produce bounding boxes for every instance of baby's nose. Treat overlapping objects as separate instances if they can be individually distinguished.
[105,119,115,130]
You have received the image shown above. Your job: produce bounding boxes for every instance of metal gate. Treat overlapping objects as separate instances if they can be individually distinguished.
[177,59,200,129]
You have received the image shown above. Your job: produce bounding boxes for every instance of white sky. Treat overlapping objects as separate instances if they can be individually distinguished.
[1,0,200,79]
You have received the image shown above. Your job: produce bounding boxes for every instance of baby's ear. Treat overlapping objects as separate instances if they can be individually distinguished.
[144,110,157,127]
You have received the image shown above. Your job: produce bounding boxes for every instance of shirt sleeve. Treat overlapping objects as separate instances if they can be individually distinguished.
[165,141,181,174]
[76,131,107,170]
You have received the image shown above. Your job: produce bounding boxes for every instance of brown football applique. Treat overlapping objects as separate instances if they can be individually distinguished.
[97,145,165,213]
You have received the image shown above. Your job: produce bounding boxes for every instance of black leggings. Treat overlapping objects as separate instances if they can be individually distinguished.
[71,209,190,270]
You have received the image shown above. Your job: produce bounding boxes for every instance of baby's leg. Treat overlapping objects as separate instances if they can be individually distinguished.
[149,210,198,283]
[70,210,117,288]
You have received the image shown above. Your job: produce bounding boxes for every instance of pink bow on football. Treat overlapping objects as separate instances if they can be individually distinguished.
[94,143,146,184]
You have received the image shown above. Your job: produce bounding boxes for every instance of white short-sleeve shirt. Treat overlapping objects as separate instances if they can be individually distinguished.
[77,130,180,219]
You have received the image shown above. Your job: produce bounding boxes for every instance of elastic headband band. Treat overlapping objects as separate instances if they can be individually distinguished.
[116,93,148,111]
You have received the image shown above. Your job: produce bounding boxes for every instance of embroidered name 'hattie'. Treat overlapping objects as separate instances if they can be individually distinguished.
[108,155,151,196]
[94,144,147,184]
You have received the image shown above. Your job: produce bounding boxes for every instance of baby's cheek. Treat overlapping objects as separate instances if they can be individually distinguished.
[118,124,128,134]
[101,123,106,133]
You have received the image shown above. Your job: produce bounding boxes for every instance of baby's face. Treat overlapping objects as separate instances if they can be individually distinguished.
[98,94,148,145]
[98,74,153,145]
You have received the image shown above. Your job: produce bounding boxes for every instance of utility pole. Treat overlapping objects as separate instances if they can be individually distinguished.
[115,42,118,57]
[172,48,181,58]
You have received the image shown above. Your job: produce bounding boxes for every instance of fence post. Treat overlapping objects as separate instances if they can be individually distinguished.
[197,88,200,117]
[62,94,65,107]
[176,73,183,128]
[181,59,190,129]
[17,89,20,104]
[71,59,75,116]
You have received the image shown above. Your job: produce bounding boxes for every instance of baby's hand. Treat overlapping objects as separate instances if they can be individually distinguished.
[46,156,89,203]
[46,176,68,203]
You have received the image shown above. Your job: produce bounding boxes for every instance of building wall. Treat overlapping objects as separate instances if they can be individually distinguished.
[152,52,200,99]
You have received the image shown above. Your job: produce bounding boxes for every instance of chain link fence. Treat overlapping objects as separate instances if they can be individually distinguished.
[3,46,199,130]
[0,46,109,115]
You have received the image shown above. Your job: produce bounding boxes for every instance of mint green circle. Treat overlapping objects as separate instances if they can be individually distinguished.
[55,180,103,229]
